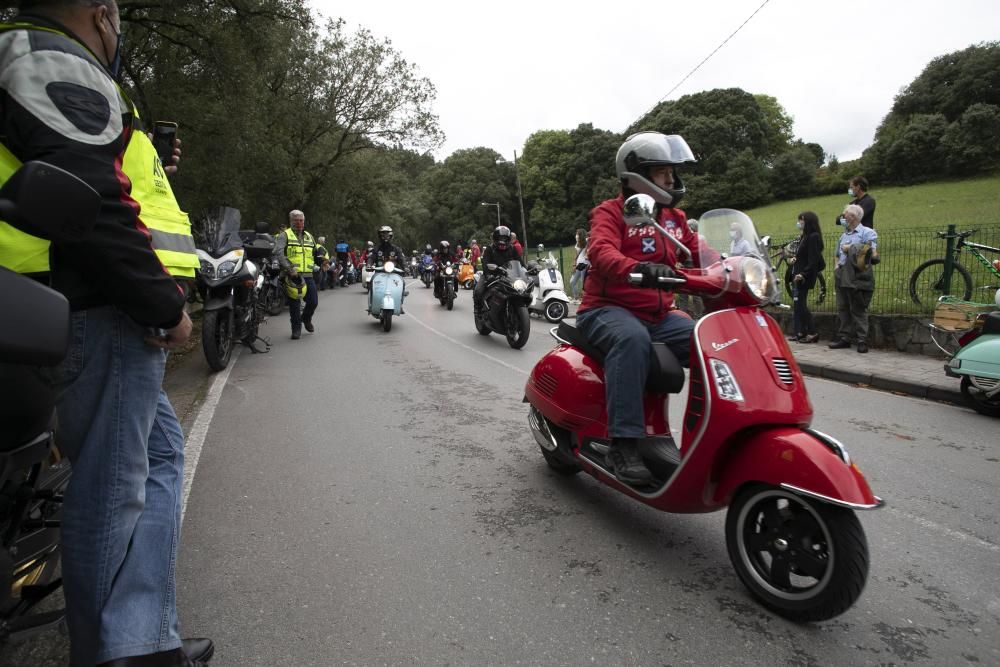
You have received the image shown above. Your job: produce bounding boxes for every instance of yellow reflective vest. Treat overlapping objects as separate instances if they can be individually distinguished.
[284,228,316,274]
[0,23,200,279]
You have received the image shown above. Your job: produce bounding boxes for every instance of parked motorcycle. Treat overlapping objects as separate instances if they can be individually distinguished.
[474,260,533,348]
[526,247,570,322]
[930,299,1000,417]
[434,260,460,310]
[195,207,268,371]
[367,260,407,332]
[0,162,101,644]
[524,197,881,622]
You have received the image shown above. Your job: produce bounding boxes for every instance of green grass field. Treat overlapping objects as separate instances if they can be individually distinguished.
[745,172,1000,237]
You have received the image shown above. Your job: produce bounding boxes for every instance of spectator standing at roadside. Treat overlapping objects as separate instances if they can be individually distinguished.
[469,239,481,269]
[829,204,879,353]
[0,1,212,664]
[849,176,876,228]
[789,211,826,343]
[569,228,589,303]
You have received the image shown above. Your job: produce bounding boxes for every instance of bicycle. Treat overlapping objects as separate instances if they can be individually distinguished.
[770,238,827,304]
[908,229,1000,307]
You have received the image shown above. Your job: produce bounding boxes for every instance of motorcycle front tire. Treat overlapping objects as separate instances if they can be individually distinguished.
[505,304,530,349]
[202,308,234,372]
[382,310,393,332]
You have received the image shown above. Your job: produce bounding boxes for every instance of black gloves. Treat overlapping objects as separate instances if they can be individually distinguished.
[636,262,675,288]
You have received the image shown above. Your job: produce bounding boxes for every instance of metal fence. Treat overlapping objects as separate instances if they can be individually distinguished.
[772,224,1000,315]
[550,224,1000,315]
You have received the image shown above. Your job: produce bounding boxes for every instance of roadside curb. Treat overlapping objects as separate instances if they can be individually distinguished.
[795,358,965,407]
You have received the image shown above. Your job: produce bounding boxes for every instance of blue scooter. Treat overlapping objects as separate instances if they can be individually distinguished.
[368,259,406,332]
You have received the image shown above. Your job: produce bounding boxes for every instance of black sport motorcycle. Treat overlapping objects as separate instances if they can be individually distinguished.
[474,260,533,348]
[195,207,269,372]
[0,162,101,644]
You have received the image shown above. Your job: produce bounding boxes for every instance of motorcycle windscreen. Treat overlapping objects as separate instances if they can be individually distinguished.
[200,206,244,255]
[695,208,770,267]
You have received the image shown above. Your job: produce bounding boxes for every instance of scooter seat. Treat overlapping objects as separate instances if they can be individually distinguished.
[983,311,1000,336]
[556,321,686,394]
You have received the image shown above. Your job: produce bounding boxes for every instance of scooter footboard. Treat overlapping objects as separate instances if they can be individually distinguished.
[714,427,882,510]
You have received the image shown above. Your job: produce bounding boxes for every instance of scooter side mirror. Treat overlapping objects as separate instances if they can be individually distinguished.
[760,235,771,247]
[0,161,100,242]
[623,194,657,228]
[486,263,497,271]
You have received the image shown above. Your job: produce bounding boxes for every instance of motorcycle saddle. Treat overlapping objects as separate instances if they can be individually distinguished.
[556,321,686,394]
[983,312,1000,336]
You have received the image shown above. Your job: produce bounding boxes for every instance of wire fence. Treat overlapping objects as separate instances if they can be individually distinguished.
[552,224,1000,315]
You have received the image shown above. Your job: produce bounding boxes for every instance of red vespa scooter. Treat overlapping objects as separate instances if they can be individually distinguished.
[524,198,883,622]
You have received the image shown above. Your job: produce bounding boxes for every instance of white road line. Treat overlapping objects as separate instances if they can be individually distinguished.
[181,346,241,521]
[886,506,1000,553]
[406,312,530,377]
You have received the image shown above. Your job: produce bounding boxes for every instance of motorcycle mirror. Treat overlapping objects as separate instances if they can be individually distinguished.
[486,263,497,271]
[623,194,657,228]
[760,235,771,247]
[0,161,100,242]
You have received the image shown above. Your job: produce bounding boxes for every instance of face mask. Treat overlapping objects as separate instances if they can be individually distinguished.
[848,188,855,197]
[796,221,804,230]
[103,16,124,79]
[838,216,848,226]
[729,231,738,240]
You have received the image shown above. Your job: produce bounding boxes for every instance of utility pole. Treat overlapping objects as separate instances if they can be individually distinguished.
[513,150,527,249]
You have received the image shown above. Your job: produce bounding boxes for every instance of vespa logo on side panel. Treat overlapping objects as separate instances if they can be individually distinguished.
[711,338,739,352]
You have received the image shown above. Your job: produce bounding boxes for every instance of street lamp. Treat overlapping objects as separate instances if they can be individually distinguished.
[480,201,500,227]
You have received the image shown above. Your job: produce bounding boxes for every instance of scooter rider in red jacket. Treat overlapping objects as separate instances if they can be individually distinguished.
[575,132,717,486]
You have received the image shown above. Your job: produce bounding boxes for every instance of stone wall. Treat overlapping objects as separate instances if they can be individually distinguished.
[768,310,948,358]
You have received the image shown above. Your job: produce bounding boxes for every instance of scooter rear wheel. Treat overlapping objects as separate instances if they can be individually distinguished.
[725,484,869,622]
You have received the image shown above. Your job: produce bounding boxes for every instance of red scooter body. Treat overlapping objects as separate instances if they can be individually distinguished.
[524,205,882,621]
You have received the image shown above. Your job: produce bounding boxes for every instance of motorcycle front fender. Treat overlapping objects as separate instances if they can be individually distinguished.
[713,427,883,510]
[382,295,395,311]
[204,293,234,312]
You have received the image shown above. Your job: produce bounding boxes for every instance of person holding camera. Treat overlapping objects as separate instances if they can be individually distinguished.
[848,176,876,229]
[828,204,879,353]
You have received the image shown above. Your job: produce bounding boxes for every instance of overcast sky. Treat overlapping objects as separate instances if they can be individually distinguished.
[311,0,999,163]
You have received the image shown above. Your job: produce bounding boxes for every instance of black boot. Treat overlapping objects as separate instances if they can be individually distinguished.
[606,437,653,485]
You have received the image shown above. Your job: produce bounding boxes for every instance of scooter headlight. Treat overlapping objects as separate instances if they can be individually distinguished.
[218,260,237,279]
[741,257,773,303]
[513,279,528,293]
[384,261,395,273]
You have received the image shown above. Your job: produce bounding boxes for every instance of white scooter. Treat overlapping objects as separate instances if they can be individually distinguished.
[526,246,570,322]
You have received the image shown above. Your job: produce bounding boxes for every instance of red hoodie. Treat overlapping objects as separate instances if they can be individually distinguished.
[578,194,714,323]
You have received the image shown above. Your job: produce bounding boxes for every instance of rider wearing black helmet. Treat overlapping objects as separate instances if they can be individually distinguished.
[473,225,523,316]
[370,225,404,267]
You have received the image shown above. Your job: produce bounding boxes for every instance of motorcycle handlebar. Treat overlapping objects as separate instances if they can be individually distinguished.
[627,273,687,286]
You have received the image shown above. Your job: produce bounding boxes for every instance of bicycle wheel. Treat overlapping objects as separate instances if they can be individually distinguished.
[909,259,973,307]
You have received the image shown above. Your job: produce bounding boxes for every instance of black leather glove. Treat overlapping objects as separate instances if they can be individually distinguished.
[636,262,675,289]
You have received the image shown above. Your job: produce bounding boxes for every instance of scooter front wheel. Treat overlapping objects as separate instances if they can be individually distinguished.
[725,484,869,622]
[959,376,1000,417]
[544,300,567,322]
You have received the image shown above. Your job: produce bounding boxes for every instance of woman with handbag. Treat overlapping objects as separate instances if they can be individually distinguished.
[791,211,826,343]
[569,229,589,303]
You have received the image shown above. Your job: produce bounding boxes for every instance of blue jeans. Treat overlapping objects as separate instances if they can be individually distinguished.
[576,306,693,439]
[288,276,318,332]
[569,268,587,299]
[42,306,184,665]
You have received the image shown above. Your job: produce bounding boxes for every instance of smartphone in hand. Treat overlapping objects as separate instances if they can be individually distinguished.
[152,121,178,165]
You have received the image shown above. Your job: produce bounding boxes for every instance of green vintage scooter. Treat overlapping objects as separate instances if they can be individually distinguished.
[941,306,1000,418]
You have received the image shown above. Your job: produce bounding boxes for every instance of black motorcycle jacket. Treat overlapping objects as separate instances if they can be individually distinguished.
[0,16,185,329]
[370,242,404,266]
[482,245,521,272]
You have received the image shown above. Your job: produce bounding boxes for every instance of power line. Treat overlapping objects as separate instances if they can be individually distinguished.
[634,0,773,125]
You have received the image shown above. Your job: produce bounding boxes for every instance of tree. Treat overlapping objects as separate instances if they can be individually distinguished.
[891,41,1000,123]
[942,103,1000,175]
[771,146,818,200]
[754,94,796,159]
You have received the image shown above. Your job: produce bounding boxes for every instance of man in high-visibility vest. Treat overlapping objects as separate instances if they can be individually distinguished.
[0,2,211,665]
[275,209,320,339]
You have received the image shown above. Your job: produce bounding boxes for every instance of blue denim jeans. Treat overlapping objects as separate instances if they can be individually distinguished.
[288,276,318,332]
[43,306,184,665]
[576,306,693,439]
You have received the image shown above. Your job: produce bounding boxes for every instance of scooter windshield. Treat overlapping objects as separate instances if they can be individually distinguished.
[694,208,769,266]
[200,207,244,256]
